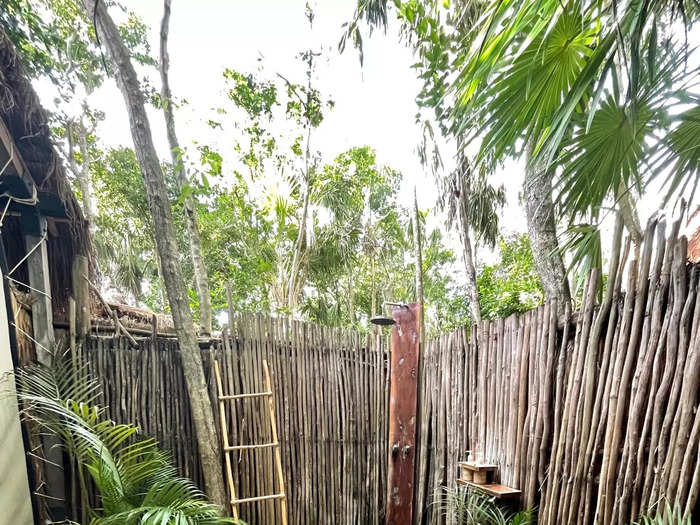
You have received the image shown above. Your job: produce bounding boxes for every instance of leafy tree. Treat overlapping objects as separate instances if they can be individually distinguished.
[196,175,277,316]
[344,0,700,300]
[439,155,505,323]
[90,148,164,307]
[301,146,401,325]
[1,0,153,235]
[477,235,544,320]
[220,51,333,313]
[302,148,469,335]
[80,0,228,507]
[343,0,571,303]
[159,0,213,335]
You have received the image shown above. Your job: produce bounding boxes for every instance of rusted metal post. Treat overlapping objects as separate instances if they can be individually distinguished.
[386,302,421,524]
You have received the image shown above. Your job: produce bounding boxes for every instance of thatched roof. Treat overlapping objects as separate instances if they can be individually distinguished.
[688,206,700,263]
[0,28,89,248]
[0,28,92,318]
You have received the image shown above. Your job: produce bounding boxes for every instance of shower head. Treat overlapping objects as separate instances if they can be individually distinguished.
[370,315,396,326]
[369,301,408,326]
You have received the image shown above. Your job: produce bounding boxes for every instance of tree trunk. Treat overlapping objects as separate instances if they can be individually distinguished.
[523,150,571,303]
[287,176,310,311]
[82,0,227,509]
[413,187,424,333]
[458,174,482,323]
[67,119,95,236]
[286,51,315,312]
[616,181,643,250]
[160,0,212,336]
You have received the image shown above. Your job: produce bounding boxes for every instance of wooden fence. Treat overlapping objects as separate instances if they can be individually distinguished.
[416,218,700,524]
[76,217,700,525]
[83,314,390,525]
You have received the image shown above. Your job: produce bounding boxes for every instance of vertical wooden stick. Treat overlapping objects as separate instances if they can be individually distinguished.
[214,360,237,520]
[264,359,288,525]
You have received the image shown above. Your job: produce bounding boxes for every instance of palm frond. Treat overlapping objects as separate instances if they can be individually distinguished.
[556,96,654,218]
[558,223,603,301]
[15,353,237,525]
[651,102,700,206]
[440,157,505,248]
[457,7,596,163]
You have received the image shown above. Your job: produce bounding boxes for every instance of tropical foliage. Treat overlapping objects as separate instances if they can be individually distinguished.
[349,0,700,210]
[1,0,549,335]
[477,235,544,320]
[15,354,237,524]
[345,0,700,298]
[436,486,534,524]
[634,501,692,524]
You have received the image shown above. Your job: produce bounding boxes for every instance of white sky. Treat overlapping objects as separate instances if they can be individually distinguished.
[95,1,450,209]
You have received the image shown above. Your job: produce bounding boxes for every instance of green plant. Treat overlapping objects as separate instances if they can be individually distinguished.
[477,234,544,320]
[634,501,691,524]
[435,486,534,525]
[15,353,237,525]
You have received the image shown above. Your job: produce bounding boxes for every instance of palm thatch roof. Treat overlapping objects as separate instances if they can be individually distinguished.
[0,28,88,230]
[0,27,91,317]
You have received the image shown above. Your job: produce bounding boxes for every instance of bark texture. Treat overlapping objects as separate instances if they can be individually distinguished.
[457,173,482,324]
[81,0,227,508]
[67,118,96,235]
[413,187,424,333]
[287,177,310,311]
[616,181,644,248]
[160,0,212,336]
[523,156,571,303]
[284,49,316,312]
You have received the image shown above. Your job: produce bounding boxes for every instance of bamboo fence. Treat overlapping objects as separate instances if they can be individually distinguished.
[416,219,700,524]
[75,218,700,524]
[82,314,390,525]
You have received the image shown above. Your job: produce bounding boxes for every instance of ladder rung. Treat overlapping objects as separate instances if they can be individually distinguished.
[233,493,286,504]
[219,391,273,400]
[225,442,279,451]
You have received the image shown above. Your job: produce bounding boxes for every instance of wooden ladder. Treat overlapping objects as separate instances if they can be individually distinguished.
[214,359,288,524]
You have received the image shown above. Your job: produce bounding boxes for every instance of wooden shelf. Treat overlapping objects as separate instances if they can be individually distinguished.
[457,479,521,499]
[457,461,498,472]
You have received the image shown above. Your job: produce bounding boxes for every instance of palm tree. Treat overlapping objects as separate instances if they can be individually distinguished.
[438,154,505,323]
[15,354,237,524]
[343,0,700,297]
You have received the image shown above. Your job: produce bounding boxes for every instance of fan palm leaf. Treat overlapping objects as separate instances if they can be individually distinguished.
[557,96,654,217]
[456,7,597,163]
[558,222,603,299]
[556,42,692,218]
[652,102,700,205]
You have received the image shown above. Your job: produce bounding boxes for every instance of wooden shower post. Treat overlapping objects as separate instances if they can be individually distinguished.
[386,302,421,525]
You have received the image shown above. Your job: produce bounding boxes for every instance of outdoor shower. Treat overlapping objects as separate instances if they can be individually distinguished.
[369,301,408,326]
